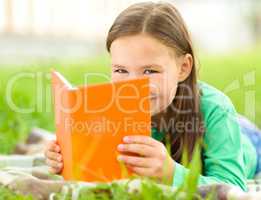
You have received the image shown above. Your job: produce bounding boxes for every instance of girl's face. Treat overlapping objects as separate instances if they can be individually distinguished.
[110,33,192,116]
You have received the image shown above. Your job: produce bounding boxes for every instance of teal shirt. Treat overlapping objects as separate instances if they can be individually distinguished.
[152,81,257,191]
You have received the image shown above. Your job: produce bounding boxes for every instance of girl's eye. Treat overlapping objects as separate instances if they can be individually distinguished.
[144,69,159,75]
[114,69,128,74]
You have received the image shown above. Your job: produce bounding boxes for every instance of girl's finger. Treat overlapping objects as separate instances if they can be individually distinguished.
[117,155,153,168]
[117,143,156,157]
[45,151,62,162]
[123,136,160,147]
[49,167,60,174]
[46,141,60,153]
[130,166,153,177]
[46,159,63,170]
[49,166,63,174]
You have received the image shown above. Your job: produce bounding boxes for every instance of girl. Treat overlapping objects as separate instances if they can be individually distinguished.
[45,2,260,191]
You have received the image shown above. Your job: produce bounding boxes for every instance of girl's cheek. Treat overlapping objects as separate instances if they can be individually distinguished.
[111,73,128,82]
[149,77,162,93]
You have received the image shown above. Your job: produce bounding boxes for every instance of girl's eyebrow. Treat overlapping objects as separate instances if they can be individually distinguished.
[112,65,126,68]
[140,64,163,69]
[112,64,163,69]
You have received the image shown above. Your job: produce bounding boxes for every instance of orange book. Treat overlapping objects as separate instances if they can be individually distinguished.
[51,71,151,182]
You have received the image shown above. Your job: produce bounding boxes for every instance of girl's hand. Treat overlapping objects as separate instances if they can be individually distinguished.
[117,136,175,184]
[44,140,63,174]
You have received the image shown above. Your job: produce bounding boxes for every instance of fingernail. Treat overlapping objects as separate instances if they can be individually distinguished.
[57,156,62,161]
[56,147,60,152]
[117,156,123,161]
[123,137,130,143]
[117,144,124,151]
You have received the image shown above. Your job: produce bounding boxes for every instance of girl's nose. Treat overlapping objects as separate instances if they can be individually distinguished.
[128,72,141,80]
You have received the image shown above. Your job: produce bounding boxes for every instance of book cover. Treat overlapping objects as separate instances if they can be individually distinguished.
[51,71,151,182]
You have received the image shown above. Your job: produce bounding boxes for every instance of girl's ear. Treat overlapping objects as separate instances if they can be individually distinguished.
[178,53,193,82]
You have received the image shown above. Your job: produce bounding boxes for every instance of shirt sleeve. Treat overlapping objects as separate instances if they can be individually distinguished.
[172,101,247,191]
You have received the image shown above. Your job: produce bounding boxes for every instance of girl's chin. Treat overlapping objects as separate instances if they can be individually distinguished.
[150,105,166,117]
[150,109,158,116]
[149,100,171,117]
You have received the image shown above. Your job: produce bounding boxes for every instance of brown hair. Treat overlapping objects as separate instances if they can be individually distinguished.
[106,2,204,162]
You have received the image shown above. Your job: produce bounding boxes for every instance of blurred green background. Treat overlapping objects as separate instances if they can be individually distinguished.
[0,0,260,154]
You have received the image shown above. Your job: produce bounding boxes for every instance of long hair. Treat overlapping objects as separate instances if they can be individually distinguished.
[106,2,204,162]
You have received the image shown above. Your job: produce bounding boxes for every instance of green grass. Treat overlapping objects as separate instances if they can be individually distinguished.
[0,186,34,200]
